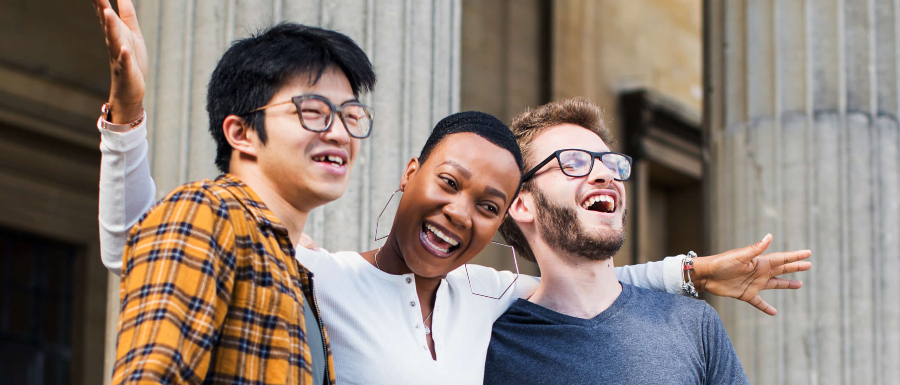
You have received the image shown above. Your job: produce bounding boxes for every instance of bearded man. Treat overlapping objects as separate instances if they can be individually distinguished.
[484,98,753,384]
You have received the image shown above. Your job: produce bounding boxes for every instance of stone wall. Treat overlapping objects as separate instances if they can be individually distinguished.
[705,0,900,383]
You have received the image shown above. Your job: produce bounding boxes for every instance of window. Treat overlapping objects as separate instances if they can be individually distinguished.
[0,227,78,385]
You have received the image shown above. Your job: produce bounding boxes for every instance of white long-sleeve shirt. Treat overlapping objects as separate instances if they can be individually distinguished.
[97,119,156,276]
[97,120,687,384]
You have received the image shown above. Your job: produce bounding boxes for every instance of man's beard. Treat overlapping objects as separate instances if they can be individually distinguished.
[532,187,626,261]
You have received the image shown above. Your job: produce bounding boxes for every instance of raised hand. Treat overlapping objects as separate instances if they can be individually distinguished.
[92,0,148,124]
[692,234,812,316]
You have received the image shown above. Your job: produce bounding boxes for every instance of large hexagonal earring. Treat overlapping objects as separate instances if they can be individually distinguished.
[374,189,402,241]
[464,240,520,299]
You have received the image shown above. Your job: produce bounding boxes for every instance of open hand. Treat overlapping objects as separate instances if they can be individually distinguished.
[693,234,812,316]
[92,0,147,123]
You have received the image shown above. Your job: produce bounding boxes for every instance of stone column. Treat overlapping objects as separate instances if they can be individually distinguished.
[704,0,900,384]
[104,0,461,382]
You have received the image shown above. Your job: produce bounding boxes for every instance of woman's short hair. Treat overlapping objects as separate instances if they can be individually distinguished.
[418,111,524,174]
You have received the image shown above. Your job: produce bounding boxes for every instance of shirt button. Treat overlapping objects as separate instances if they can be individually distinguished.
[410,301,417,307]
[405,277,412,284]
[415,324,420,329]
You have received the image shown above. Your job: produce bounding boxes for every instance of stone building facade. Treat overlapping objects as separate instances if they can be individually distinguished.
[0,0,896,384]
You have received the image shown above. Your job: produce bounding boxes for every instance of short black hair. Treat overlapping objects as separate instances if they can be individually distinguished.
[418,111,524,202]
[207,23,376,172]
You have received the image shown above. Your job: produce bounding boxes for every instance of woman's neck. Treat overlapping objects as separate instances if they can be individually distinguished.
[372,237,411,274]
[372,236,444,295]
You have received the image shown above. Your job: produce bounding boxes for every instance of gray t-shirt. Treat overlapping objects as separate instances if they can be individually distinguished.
[484,283,749,385]
[303,294,325,385]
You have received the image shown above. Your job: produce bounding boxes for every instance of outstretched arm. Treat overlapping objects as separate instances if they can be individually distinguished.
[94,0,154,275]
[614,234,811,316]
[614,258,685,294]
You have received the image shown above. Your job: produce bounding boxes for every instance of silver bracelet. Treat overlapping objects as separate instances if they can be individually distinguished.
[681,251,699,298]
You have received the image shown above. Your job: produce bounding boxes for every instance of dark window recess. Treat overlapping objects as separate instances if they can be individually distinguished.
[0,227,78,385]
[620,90,704,265]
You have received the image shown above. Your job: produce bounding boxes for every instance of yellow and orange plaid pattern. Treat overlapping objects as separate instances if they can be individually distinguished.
[112,174,334,384]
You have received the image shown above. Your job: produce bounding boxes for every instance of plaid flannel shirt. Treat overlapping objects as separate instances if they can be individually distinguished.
[113,174,334,384]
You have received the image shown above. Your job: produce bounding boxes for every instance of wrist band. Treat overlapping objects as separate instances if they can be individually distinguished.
[681,251,699,298]
[99,103,145,131]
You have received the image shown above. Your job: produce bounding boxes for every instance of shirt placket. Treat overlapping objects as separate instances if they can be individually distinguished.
[430,281,447,358]
[407,277,447,360]
[404,275,430,357]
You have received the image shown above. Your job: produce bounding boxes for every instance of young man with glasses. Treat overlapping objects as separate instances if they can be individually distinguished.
[93,0,374,383]
[484,97,770,384]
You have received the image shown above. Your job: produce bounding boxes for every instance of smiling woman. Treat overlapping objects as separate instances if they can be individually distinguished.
[292,112,541,382]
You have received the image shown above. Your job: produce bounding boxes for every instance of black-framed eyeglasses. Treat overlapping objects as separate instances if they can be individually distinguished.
[522,149,633,182]
[249,94,375,138]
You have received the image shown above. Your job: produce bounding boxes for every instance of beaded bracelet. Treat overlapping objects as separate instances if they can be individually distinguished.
[681,251,699,299]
